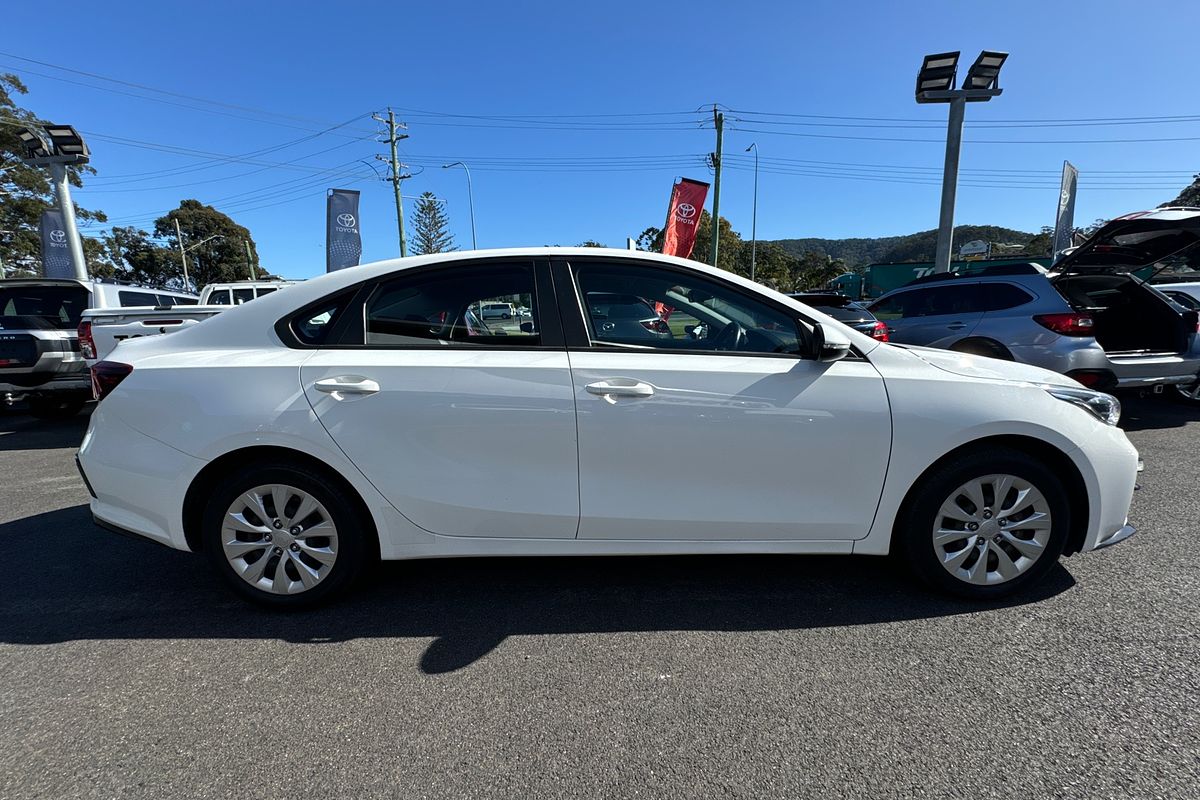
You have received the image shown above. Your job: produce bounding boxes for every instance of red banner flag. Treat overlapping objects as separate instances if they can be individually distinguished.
[662,177,709,259]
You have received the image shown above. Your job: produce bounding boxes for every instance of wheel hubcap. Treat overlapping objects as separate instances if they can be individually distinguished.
[221,484,339,595]
[932,474,1052,586]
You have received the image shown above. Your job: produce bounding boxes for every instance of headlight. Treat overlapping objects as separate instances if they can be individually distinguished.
[1044,386,1121,426]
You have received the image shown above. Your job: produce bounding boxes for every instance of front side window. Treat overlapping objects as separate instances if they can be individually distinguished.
[233,288,256,305]
[572,262,805,355]
[208,290,233,305]
[364,264,540,347]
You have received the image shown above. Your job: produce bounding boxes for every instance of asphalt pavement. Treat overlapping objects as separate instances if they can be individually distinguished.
[1,397,1197,799]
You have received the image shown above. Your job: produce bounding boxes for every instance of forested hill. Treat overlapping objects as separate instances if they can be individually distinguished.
[768,225,1038,267]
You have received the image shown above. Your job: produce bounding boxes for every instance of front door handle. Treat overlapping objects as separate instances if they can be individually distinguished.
[947,322,968,330]
[314,376,380,396]
[585,380,655,399]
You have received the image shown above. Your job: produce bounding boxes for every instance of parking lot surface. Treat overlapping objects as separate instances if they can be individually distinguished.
[1,398,1197,799]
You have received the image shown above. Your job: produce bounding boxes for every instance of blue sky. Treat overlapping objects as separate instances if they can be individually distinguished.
[6,0,1199,278]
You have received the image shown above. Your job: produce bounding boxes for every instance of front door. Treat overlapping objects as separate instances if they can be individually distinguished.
[560,259,892,541]
[301,260,579,539]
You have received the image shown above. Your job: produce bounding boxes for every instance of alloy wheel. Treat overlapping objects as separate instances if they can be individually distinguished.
[221,483,339,595]
[1175,382,1200,402]
[931,474,1053,586]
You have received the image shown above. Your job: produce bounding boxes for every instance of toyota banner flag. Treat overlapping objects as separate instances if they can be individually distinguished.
[662,178,710,259]
[39,208,75,279]
[326,189,362,272]
[1051,161,1079,264]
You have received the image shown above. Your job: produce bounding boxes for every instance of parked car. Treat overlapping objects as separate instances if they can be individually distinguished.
[78,248,1139,607]
[0,278,196,418]
[867,209,1200,401]
[480,302,516,319]
[789,292,889,341]
[584,292,673,341]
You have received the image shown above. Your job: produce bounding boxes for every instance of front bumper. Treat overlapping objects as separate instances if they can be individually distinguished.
[1095,522,1136,550]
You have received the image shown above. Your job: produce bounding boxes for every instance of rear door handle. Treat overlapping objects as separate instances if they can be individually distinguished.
[947,322,968,330]
[314,376,380,396]
[585,380,655,399]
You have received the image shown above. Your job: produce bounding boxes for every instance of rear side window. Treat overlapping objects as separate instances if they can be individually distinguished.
[119,290,158,307]
[979,283,1034,312]
[208,290,233,305]
[233,288,255,305]
[288,293,353,346]
[257,287,277,297]
[363,264,540,347]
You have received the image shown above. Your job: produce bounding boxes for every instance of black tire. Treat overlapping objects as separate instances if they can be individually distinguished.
[27,398,86,420]
[896,447,1069,600]
[201,462,372,609]
[950,339,1012,360]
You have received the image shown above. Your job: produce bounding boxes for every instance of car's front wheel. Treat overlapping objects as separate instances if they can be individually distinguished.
[201,463,371,608]
[897,448,1069,599]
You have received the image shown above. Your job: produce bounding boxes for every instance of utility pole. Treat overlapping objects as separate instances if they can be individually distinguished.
[173,217,191,292]
[710,106,724,269]
[244,240,256,280]
[374,109,411,257]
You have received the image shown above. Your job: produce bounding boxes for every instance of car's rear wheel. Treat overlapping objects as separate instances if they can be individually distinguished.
[1173,381,1200,404]
[202,463,370,608]
[897,448,1069,599]
[950,339,1012,360]
[27,398,86,420]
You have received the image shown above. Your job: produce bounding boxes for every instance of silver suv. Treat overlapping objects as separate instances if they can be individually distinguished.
[867,208,1200,401]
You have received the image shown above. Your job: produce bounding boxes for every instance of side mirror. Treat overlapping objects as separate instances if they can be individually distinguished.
[520,322,534,333]
[810,322,851,363]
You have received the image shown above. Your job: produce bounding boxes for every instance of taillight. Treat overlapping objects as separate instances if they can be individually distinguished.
[870,321,890,342]
[641,319,671,335]
[91,361,133,401]
[78,320,97,360]
[1034,312,1095,337]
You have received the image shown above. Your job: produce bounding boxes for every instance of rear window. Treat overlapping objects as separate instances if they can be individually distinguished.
[119,290,158,307]
[0,285,89,330]
[814,305,874,323]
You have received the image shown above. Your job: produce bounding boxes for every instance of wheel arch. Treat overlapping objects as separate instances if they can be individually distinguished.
[182,445,381,558]
[949,337,1014,361]
[892,434,1090,557]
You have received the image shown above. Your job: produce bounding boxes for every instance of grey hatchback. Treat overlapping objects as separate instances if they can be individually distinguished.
[867,208,1200,400]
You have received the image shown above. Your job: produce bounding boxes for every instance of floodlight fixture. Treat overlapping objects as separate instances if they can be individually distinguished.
[915,51,960,101]
[15,127,51,159]
[42,124,90,158]
[962,50,1008,93]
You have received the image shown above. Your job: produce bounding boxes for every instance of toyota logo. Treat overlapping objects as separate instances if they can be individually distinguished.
[49,230,67,243]
[677,203,696,219]
[336,213,356,228]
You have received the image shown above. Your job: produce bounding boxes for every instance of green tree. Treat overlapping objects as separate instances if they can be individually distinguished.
[1163,174,1200,208]
[0,72,108,275]
[691,211,743,274]
[153,200,258,289]
[410,192,455,255]
[577,239,606,247]
[635,226,663,253]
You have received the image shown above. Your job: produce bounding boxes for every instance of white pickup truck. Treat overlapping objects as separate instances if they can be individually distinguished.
[79,280,295,368]
[1,278,197,418]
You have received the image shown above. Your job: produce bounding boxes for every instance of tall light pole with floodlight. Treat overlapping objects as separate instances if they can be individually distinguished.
[745,143,759,283]
[15,124,91,281]
[915,50,1008,273]
[441,162,477,250]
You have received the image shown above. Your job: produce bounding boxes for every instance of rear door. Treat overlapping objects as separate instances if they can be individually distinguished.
[870,283,985,347]
[300,258,580,539]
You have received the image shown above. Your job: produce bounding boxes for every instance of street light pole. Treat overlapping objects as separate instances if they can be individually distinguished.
[933,97,966,275]
[746,143,759,283]
[442,162,477,249]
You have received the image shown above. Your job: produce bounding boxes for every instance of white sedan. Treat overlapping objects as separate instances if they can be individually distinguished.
[78,249,1139,607]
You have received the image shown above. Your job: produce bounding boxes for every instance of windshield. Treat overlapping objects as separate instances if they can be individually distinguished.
[0,285,90,330]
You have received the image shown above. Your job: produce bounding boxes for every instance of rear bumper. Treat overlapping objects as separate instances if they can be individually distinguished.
[1,373,92,402]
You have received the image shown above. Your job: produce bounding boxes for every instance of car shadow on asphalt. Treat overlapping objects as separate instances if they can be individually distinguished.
[0,504,1077,673]
[1117,394,1200,432]
[0,407,91,452]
